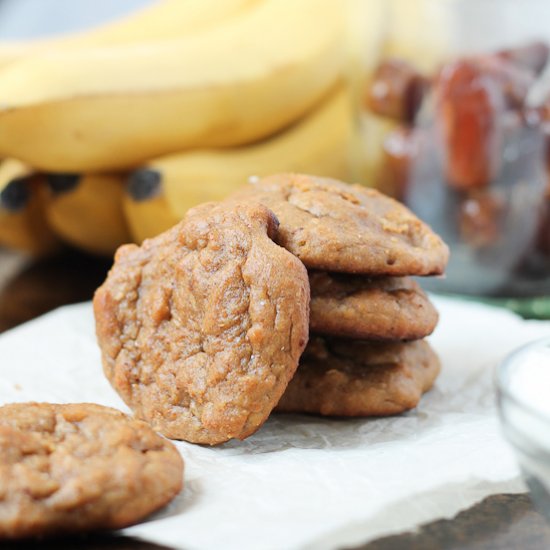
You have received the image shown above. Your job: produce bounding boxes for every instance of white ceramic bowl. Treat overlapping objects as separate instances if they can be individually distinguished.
[497,337,550,522]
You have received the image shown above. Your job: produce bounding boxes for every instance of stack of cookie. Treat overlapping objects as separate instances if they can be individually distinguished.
[94,173,448,445]
[230,174,448,418]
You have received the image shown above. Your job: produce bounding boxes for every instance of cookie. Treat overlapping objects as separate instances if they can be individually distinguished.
[276,337,440,416]
[309,272,438,340]
[0,402,183,539]
[230,173,449,275]
[94,202,310,445]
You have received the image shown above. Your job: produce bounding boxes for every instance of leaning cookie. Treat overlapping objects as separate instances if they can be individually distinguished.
[230,173,449,276]
[309,272,438,341]
[94,202,310,445]
[276,337,440,416]
[0,402,183,540]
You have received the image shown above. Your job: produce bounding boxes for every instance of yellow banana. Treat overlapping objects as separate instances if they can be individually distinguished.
[0,0,345,172]
[0,0,258,70]
[130,85,352,219]
[45,173,131,256]
[122,172,181,244]
[0,159,59,255]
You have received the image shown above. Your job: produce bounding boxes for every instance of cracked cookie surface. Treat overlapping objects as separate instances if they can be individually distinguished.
[94,202,310,445]
[309,272,438,340]
[0,402,183,539]
[276,337,440,416]
[231,173,449,275]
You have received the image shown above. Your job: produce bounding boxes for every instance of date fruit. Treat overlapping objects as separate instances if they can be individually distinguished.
[436,60,504,190]
[366,59,428,123]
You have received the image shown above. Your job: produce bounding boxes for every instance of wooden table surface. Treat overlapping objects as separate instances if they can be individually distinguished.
[1,247,550,550]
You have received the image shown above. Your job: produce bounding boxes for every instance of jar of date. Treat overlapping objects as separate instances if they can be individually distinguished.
[352,0,550,298]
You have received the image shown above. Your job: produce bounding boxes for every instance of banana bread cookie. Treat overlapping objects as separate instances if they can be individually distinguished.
[230,173,449,275]
[309,272,438,340]
[276,337,440,416]
[94,202,310,445]
[0,402,183,539]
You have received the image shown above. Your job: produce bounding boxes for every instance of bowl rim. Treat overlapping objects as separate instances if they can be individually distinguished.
[496,336,550,423]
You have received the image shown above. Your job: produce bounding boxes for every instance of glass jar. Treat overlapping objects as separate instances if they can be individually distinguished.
[352,0,550,298]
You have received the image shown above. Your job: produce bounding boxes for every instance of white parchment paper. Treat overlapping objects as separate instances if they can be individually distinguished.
[1,296,549,550]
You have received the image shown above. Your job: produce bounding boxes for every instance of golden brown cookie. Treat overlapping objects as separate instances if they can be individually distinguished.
[0,402,183,540]
[94,202,310,445]
[230,173,449,275]
[309,272,438,340]
[276,337,440,416]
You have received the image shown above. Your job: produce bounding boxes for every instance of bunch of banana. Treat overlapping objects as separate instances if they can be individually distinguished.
[0,0,353,256]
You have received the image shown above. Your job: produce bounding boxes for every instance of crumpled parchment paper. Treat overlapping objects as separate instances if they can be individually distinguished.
[1,296,549,550]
